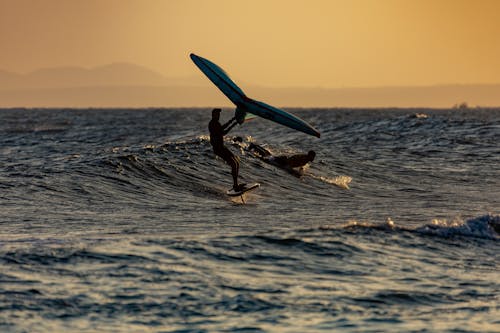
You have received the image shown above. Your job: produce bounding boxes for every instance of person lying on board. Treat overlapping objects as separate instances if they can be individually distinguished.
[233,137,316,176]
[208,109,245,191]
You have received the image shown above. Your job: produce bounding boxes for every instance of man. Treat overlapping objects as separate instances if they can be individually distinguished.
[246,140,316,174]
[208,108,243,190]
[273,150,316,169]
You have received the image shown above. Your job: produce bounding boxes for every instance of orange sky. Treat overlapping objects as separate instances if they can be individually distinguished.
[1,0,500,88]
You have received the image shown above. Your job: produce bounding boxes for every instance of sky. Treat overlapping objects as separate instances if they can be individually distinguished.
[1,0,500,88]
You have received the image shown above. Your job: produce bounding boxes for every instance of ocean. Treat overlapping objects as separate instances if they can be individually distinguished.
[0,107,499,332]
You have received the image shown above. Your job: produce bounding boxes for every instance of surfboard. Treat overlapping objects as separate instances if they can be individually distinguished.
[190,53,320,138]
[226,183,260,197]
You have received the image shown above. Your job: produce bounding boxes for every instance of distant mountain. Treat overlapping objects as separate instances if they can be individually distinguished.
[0,64,500,107]
[0,70,17,78]
[0,63,190,89]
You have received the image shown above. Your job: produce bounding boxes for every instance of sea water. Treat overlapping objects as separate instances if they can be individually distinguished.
[0,108,499,332]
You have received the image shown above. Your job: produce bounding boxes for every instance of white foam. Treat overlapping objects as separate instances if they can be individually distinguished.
[310,174,353,189]
[416,215,500,239]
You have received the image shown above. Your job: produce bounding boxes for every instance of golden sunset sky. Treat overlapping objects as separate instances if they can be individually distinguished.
[1,0,500,88]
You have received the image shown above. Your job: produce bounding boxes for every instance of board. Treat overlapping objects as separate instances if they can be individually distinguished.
[190,53,320,138]
[226,183,260,197]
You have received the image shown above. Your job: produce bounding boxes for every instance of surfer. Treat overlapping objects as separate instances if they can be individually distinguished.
[251,143,315,169]
[208,108,243,190]
[235,137,315,174]
[271,149,316,169]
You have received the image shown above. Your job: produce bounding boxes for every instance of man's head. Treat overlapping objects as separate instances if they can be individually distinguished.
[307,150,316,161]
[212,108,221,120]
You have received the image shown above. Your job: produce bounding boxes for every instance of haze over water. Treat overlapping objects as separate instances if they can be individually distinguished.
[1,107,499,332]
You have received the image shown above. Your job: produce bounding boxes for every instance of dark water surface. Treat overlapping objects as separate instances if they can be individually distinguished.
[0,108,499,332]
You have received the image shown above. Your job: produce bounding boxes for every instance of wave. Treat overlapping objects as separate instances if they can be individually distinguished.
[416,215,500,239]
[77,134,354,204]
[340,215,499,240]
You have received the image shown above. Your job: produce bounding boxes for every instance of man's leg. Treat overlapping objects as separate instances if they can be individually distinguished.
[229,156,239,189]
[222,148,240,189]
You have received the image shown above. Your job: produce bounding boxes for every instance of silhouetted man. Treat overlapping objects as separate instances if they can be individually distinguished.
[247,142,314,167]
[208,109,242,190]
[245,141,316,175]
[272,150,316,168]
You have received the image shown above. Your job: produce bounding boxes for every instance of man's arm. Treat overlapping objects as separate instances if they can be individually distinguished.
[222,117,236,129]
[222,117,237,135]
